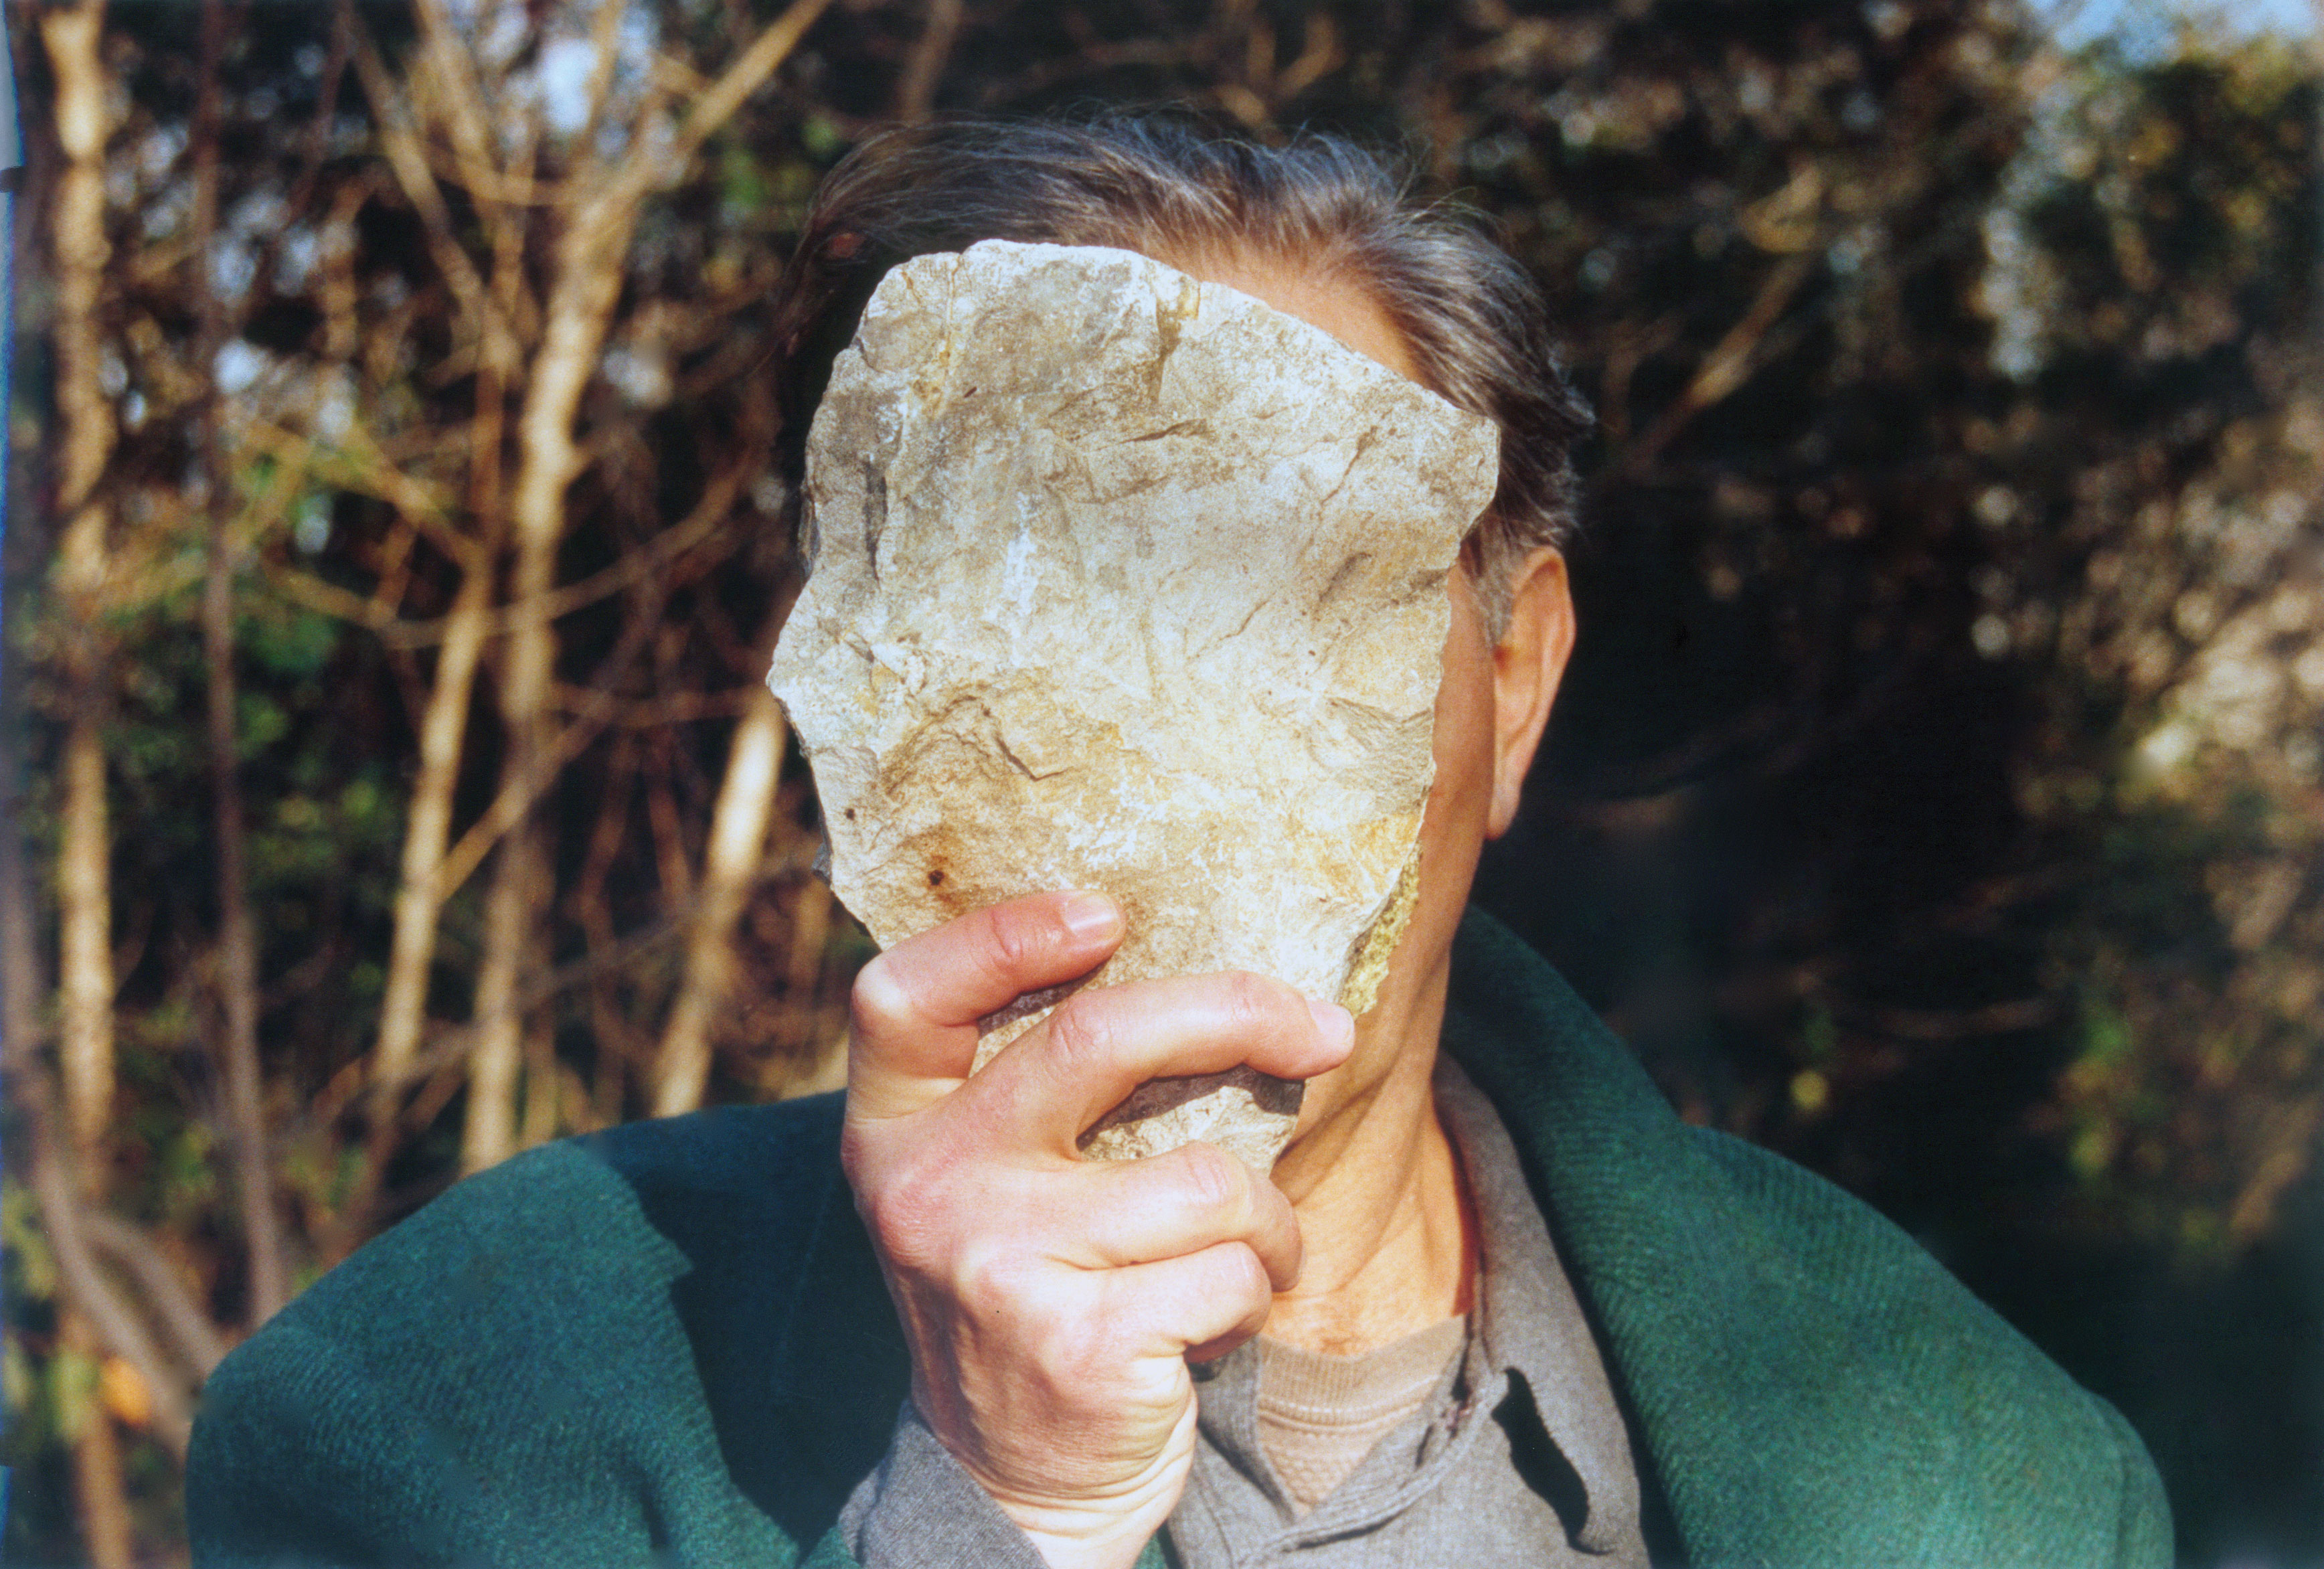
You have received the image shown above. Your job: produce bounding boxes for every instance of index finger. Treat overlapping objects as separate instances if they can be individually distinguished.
[847,890,1123,1121]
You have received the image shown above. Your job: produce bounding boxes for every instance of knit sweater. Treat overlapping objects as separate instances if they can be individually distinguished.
[187,911,2171,1567]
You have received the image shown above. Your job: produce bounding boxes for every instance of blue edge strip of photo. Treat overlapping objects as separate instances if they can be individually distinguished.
[1,21,23,1541]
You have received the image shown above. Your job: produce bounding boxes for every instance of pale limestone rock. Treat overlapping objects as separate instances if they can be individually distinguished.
[768,241,1497,1169]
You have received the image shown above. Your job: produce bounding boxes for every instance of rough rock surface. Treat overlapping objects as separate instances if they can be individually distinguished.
[768,241,1497,1169]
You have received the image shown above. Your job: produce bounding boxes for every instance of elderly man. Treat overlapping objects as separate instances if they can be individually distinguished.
[190,115,2171,1569]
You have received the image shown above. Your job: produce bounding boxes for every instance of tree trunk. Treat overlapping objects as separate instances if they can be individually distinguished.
[17,22,141,1545]
[42,0,120,1166]
[653,685,787,1114]
[410,0,837,1163]
[455,226,608,1174]
[520,997,564,1147]
[461,822,540,1173]
[897,0,965,122]
[191,0,288,1323]
[371,546,495,1091]
[56,722,113,1154]
[62,1314,132,1569]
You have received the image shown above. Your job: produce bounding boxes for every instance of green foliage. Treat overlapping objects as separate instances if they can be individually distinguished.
[46,1344,99,1447]
[241,600,339,681]
[3,1181,59,1306]
[3,1340,45,1451]
[717,141,774,215]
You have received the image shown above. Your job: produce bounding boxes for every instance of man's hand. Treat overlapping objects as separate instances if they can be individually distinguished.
[842,890,1354,1569]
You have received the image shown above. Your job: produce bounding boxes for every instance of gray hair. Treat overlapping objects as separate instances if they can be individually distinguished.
[772,112,1592,636]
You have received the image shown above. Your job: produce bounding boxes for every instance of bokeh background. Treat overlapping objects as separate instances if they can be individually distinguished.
[0,0,2317,1562]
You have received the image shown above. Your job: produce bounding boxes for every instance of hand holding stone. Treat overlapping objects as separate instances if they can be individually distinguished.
[841,890,1355,1569]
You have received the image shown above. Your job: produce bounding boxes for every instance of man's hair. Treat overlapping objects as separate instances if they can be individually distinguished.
[771,112,1592,635]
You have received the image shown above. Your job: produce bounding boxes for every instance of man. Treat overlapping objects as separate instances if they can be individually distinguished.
[189,115,2171,1568]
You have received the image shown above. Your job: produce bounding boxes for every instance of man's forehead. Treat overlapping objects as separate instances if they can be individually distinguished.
[794,237,1495,697]
[1154,248,1419,384]
[829,240,1467,471]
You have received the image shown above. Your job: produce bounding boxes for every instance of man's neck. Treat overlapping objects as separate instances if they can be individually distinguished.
[1262,974,1475,1357]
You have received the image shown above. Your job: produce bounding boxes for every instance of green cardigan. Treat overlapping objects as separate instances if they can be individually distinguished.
[188,912,2171,1567]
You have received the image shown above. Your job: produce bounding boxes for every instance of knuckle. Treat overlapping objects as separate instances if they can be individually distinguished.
[985,904,1046,974]
[959,906,1052,1004]
[1227,969,1295,1026]
[859,1155,961,1270]
[850,957,914,1034]
[1043,995,1118,1078]
[1035,1301,1118,1388]
[952,1238,1029,1321]
[1176,1142,1246,1224]
[1222,1242,1273,1303]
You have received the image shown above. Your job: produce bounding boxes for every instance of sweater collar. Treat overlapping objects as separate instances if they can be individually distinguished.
[778,907,2025,1566]
[1440,906,1881,1568]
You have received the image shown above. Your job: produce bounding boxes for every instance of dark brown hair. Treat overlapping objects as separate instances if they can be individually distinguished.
[771,112,1592,632]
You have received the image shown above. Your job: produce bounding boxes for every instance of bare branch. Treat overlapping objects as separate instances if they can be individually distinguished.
[373,909,687,1113]
[653,572,800,1114]
[1274,13,1343,100]
[1616,251,1817,479]
[661,0,838,181]
[651,684,787,1113]
[461,823,543,1173]
[266,500,737,649]
[548,683,764,726]
[349,18,516,373]
[369,556,495,1092]
[62,1311,134,1569]
[410,0,505,198]
[39,0,116,517]
[897,0,966,123]
[572,0,631,161]
[193,0,289,1324]
[79,1210,232,1379]
[429,463,750,908]
[240,421,477,568]
[450,0,837,1175]
[22,1074,197,1459]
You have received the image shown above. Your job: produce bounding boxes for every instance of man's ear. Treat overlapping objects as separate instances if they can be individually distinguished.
[1489,548,1576,839]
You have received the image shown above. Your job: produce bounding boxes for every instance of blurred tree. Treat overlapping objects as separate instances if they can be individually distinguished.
[1995,28,2321,1260]
[1978,34,2324,1556]
[3,1,852,1556]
